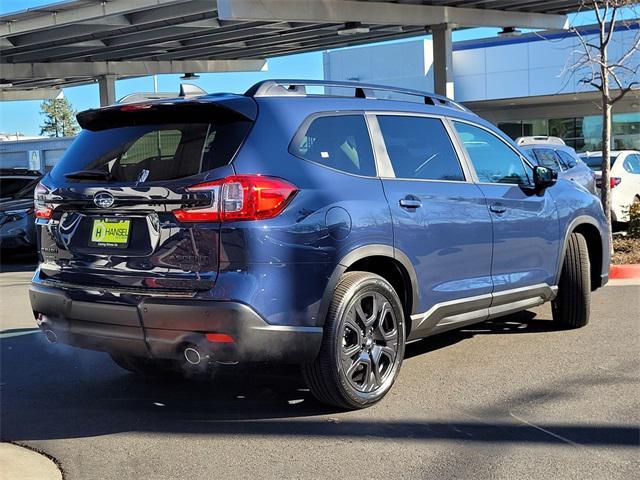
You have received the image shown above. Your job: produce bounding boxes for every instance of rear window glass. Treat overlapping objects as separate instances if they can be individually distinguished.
[51,120,251,183]
[582,154,618,171]
[0,177,39,199]
[290,115,376,176]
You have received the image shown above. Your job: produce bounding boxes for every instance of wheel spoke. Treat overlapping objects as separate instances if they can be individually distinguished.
[375,302,397,342]
[355,293,378,328]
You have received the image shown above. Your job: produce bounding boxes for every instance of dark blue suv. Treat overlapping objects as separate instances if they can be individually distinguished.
[30,80,610,409]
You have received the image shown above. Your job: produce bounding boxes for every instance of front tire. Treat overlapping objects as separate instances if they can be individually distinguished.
[302,272,406,410]
[552,232,591,328]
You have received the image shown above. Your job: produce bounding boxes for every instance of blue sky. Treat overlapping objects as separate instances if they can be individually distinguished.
[0,1,630,136]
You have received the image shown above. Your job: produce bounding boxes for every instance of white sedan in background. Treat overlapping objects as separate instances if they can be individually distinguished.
[580,150,640,223]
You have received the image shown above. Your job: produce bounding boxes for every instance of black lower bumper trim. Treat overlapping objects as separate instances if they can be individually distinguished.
[29,283,322,363]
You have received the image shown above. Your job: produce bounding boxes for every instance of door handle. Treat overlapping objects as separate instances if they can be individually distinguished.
[399,198,422,209]
[489,204,507,214]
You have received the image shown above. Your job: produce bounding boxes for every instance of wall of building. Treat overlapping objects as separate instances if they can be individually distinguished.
[0,137,74,172]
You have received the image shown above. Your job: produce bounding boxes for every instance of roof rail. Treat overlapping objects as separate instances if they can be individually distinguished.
[245,79,470,113]
[116,83,207,104]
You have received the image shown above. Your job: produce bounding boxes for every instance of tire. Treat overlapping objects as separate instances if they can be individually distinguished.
[302,271,406,410]
[552,232,591,329]
[110,354,180,377]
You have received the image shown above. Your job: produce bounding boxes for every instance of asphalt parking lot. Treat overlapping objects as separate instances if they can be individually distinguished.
[1,252,638,480]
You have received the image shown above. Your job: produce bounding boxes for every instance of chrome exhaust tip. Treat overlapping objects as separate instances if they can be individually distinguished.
[44,329,58,344]
[184,347,202,365]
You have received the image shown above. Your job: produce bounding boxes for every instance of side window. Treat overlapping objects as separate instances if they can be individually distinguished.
[533,148,562,171]
[623,154,640,174]
[556,149,578,169]
[377,115,464,181]
[290,115,376,176]
[453,122,530,185]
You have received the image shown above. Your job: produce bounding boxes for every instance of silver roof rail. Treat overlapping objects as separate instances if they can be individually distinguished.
[116,83,207,104]
[245,79,470,113]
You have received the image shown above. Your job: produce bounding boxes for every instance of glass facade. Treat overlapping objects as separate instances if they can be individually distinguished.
[498,112,640,152]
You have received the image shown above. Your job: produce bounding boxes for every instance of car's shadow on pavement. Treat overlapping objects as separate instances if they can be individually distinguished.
[1,312,636,448]
[0,248,38,273]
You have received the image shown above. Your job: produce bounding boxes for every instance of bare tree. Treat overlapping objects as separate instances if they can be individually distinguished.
[568,0,639,245]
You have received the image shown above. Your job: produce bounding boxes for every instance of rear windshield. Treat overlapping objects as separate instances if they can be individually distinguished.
[582,154,618,171]
[51,120,251,183]
[0,176,40,199]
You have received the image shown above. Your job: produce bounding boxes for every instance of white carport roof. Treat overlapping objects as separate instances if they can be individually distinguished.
[0,0,587,99]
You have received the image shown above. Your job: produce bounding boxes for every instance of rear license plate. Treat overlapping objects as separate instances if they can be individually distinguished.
[89,218,131,248]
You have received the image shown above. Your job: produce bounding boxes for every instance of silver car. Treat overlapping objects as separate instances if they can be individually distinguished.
[516,137,596,194]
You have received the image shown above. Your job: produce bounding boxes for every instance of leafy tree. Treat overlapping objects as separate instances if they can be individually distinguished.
[39,97,79,137]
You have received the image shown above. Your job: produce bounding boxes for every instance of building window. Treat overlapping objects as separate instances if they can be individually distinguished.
[498,112,640,153]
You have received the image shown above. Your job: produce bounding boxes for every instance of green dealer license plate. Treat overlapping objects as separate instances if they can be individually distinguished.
[89,218,131,248]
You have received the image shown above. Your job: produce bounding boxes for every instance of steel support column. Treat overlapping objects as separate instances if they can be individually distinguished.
[432,23,454,99]
[98,74,116,106]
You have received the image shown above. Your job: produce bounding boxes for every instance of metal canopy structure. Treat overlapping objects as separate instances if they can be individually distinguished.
[0,0,587,103]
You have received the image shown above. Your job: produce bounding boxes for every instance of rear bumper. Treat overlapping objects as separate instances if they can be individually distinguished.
[29,282,322,363]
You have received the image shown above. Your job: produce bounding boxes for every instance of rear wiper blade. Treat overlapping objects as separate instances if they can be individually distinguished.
[65,169,112,180]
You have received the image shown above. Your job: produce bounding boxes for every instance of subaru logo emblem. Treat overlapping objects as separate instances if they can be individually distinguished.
[94,191,115,209]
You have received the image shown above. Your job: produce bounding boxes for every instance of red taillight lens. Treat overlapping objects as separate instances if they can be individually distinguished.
[174,175,297,223]
[595,176,622,189]
[35,206,53,219]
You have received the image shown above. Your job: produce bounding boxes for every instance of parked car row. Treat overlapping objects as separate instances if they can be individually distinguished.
[579,150,640,223]
[516,136,640,223]
[0,168,41,250]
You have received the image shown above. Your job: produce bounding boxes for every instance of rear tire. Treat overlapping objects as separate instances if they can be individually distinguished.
[302,271,406,410]
[552,232,591,329]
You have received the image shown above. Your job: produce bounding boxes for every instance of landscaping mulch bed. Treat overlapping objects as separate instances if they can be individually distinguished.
[612,236,640,265]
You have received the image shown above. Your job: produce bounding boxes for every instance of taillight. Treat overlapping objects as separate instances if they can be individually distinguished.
[174,175,298,223]
[34,181,53,219]
[596,177,622,189]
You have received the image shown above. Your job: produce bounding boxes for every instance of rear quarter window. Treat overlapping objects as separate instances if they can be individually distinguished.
[290,114,376,177]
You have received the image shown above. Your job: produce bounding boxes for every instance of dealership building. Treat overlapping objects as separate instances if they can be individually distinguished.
[324,23,640,152]
[0,1,638,170]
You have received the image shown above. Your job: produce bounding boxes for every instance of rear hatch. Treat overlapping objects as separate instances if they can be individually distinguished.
[35,96,255,291]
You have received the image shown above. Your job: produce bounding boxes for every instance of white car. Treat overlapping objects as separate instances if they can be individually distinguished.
[580,150,640,222]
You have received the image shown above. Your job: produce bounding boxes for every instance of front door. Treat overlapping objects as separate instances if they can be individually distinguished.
[451,121,560,293]
[373,114,494,339]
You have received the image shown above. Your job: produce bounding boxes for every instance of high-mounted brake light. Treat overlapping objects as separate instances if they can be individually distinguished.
[174,175,297,223]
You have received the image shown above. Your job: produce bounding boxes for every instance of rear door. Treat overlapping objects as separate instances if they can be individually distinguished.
[451,120,560,292]
[36,101,254,291]
[373,113,494,338]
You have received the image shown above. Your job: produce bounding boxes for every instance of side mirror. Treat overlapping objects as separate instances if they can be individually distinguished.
[533,166,557,190]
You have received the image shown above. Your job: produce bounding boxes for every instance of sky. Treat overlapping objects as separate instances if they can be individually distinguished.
[0,1,634,136]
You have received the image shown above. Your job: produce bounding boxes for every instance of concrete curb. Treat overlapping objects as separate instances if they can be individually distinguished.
[0,442,62,480]
[610,264,640,280]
